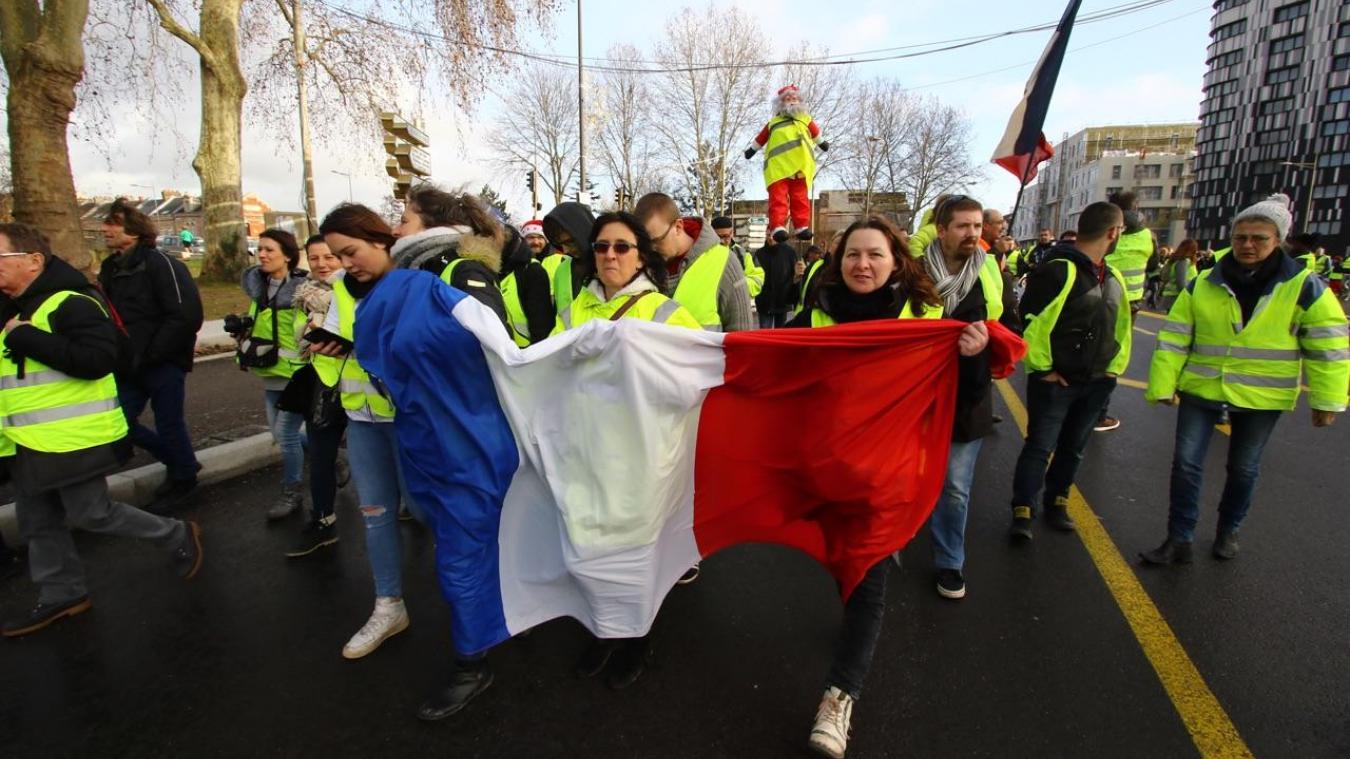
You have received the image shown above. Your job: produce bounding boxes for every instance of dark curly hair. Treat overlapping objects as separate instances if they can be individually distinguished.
[816,216,941,314]
[575,212,669,294]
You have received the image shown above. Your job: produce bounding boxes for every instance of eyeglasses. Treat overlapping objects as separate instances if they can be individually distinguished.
[592,241,636,255]
[0,251,37,259]
[651,220,678,243]
[1232,234,1272,244]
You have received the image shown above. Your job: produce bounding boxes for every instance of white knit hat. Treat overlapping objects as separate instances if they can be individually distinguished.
[1232,193,1293,241]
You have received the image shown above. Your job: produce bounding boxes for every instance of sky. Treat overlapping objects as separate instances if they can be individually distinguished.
[63,0,1214,222]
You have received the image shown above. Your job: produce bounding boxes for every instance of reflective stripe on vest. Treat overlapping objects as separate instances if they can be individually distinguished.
[1105,228,1152,302]
[673,245,732,331]
[499,270,531,347]
[762,113,818,187]
[559,288,689,330]
[554,257,575,315]
[327,279,396,418]
[0,291,127,453]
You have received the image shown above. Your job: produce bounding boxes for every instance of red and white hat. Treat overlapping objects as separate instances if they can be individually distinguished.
[777,84,800,98]
[521,220,546,239]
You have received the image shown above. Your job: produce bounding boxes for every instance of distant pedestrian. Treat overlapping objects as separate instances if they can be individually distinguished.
[711,216,766,301]
[753,238,800,328]
[0,223,202,638]
[1096,191,1158,433]
[1020,227,1057,273]
[236,229,309,521]
[1141,194,1349,564]
[1008,202,1132,541]
[98,198,204,510]
[283,235,349,558]
[799,244,829,313]
[1159,238,1198,312]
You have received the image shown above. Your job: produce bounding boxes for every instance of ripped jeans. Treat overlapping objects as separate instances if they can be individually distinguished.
[346,419,422,598]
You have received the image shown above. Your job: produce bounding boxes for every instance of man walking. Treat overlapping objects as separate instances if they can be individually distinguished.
[1009,202,1132,540]
[0,223,203,637]
[98,199,204,509]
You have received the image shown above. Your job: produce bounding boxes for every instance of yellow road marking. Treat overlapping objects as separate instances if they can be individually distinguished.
[995,379,1254,759]
[1138,310,1167,320]
[1134,326,1158,336]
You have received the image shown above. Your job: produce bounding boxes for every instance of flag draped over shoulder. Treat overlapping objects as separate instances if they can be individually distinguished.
[356,270,1025,656]
[990,0,1083,183]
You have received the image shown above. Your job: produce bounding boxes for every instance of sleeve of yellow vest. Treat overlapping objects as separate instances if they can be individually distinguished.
[717,253,756,332]
[744,252,765,299]
[1296,284,1350,412]
[1146,287,1195,402]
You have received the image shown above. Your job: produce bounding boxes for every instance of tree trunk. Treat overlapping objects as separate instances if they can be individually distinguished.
[1,0,92,274]
[293,0,316,234]
[194,0,248,283]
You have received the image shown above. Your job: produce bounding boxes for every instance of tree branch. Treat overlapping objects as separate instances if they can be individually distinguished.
[145,0,211,63]
[274,0,293,27]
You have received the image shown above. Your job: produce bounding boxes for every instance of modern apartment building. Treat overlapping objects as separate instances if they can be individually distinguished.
[1010,123,1199,245]
[1189,0,1348,250]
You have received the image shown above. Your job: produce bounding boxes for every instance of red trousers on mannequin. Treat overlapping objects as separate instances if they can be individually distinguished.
[767,176,811,231]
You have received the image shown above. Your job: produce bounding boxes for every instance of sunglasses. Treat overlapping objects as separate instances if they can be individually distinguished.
[0,251,38,259]
[592,241,637,255]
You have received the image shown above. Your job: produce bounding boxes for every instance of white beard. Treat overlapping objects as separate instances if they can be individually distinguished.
[777,101,805,118]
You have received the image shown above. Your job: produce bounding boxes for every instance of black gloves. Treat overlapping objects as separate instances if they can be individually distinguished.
[744,148,756,160]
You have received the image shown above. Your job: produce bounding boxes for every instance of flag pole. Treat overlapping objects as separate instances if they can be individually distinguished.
[1008,156,1037,233]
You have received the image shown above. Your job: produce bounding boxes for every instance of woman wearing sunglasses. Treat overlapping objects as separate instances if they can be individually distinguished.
[551,212,700,333]
[551,211,697,690]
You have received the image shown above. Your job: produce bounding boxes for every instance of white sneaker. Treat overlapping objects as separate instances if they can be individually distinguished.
[808,686,854,759]
[341,597,409,659]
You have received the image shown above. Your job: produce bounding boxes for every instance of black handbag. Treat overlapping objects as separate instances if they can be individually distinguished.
[308,355,349,430]
[236,286,281,370]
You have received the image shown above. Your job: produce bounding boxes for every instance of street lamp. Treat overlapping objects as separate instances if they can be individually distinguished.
[1279,158,1317,234]
[331,170,354,202]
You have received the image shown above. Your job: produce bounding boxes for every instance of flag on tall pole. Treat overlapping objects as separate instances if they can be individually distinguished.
[991,0,1084,185]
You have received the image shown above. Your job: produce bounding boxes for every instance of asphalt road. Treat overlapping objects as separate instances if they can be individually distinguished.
[0,317,1346,758]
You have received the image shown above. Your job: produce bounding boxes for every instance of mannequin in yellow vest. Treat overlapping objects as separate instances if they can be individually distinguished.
[744,84,829,243]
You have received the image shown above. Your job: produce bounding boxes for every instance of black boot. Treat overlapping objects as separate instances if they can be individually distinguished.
[1009,505,1034,542]
[605,635,651,690]
[1212,530,1240,560]
[416,660,493,722]
[1139,538,1193,566]
[575,636,619,677]
[795,227,814,241]
[1044,497,1076,532]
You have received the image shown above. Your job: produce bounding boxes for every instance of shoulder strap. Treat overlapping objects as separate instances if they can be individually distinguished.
[609,291,651,321]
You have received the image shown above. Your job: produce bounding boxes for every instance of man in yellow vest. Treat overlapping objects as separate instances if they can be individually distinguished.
[744,84,828,243]
[0,224,203,638]
[542,202,595,316]
[711,216,765,302]
[1095,191,1158,433]
[635,193,755,334]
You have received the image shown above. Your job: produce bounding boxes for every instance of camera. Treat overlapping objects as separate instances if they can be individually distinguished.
[223,313,254,337]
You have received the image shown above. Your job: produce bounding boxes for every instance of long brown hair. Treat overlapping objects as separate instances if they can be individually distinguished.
[406,184,502,244]
[1171,238,1198,263]
[319,203,396,251]
[817,216,941,314]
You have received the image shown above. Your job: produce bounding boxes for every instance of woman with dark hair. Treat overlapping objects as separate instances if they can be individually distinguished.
[786,216,989,759]
[1161,238,1199,311]
[391,184,510,329]
[554,212,698,690]
[552,212,699,332]
[283,234,350,557]
[238,228,309,520]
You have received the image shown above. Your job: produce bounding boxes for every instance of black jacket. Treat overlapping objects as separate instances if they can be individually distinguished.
[1019,243,1124,383]
[543,202,596,301]
[2,256,128,488]
[754,242,800,316]
[500,227,556,344]
[97,243,204,373]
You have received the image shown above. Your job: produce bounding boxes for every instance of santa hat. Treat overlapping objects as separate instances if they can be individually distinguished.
[777,84,800,98]
[520,220,546,239]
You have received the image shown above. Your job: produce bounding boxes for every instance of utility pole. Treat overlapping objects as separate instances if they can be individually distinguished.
[293,0,317,234]
[576,0,587,204]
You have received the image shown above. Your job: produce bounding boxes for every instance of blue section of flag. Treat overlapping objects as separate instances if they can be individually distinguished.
[354,269,519,655]
[1014,0,1082,156]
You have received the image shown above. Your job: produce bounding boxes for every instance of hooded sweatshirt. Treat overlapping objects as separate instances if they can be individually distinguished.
[665,218,755,332]
[390,226,509,327]
[543,202,596,302]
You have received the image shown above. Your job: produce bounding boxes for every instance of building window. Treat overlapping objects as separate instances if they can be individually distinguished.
[1335,55,1350,72]
[1169,163,1185,178]
[1205,79,1239,96]
[1111,165,1121,179]
[1106,187,1122,197]
[1135,164,1162,179]
[1340,22,1350,39]
[1213,0,1248,11]
[1271,1,1309,23]
[1207,49,1244,69]
[1138,187,1164,201]
[1265,65,1301,85]
[1323,120,1350,136]
[1210,107,1236,124]
[1259,97,1295,115]
[1171,186,1181,200]
[1213,19,1247,41]
[1269,34,1303,55]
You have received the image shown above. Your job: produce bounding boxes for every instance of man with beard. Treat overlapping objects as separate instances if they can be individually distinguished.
[744,85,829,243]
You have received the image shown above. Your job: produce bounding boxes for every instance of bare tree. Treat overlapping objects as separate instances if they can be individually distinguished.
[652,6,767,218]
[484,62,580,207]
[594,44,667,206]
[0,0,92,271]
[838,78,914,215]
[897,96,983,219]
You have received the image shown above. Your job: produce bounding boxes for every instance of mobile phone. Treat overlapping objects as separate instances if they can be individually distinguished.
[303,328,354,353]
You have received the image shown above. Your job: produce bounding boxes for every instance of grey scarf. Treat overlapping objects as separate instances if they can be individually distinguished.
[923,239,984,315]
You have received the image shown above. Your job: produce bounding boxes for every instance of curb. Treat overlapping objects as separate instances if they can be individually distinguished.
[0,432,279,545]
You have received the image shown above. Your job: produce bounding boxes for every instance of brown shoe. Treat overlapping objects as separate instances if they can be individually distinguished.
[173,521,204,580]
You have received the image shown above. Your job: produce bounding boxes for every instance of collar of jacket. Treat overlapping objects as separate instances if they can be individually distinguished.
[1207,249,1299,294]
[585,272,660,303]
[240,265,305,308]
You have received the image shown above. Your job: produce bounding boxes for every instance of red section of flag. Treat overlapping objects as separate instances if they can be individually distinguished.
[993,133,1055,183]
[692,319,1026,599]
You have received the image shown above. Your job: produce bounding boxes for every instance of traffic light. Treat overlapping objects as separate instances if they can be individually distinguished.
[525,170,536,193]
[614,187,624,208]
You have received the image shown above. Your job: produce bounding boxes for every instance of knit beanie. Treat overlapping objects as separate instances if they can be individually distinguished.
[520,220,546,239]
[1232,193,1293,241]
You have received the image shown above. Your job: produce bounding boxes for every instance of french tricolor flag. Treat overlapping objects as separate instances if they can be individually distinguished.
[991,0,1083,184]
[356,271,1024,656]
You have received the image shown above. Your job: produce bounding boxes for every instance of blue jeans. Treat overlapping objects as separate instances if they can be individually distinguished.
[1011,377,1116,511]
[929,437,985,571]
[263,389,306,487]
[117,365,200,481]
[758,311,788,329]
[1167,398,1281,542]
[346,420,421,598]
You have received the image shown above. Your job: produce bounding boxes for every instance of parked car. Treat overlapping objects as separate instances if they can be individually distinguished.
[157,235,188,257]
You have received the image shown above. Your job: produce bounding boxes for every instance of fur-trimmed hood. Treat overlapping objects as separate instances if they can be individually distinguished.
[391,226,503,274]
